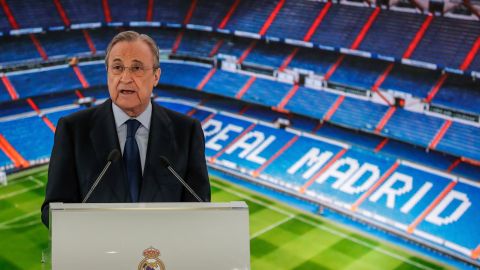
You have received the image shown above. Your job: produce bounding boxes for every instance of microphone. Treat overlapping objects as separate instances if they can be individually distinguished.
[159,156,203,202]
[82,149,121,203]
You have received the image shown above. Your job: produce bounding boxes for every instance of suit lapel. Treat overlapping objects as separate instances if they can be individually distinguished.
[89,99,129,202]
[140,101,176,201]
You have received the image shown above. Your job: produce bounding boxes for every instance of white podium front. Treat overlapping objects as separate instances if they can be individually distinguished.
[49,202,250,270]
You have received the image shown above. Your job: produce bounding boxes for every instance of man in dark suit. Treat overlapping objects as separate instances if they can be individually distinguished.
[41,31,210,227]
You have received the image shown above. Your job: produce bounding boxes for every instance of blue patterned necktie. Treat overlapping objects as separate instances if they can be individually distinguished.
[123,119,142,202]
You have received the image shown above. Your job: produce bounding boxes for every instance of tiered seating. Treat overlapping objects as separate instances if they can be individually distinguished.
[0,35,42,65]
[33,92,78,109]
[176,30,219,56]
[152,0,192,24]
[159,62,211,89]
[8,67,82,98]
[37,30,91,58]
[309,5,372,48]
[223,0,278,33]
[216,36,253,59]
[329,56,388,89]
[382,109,444,147]
[285,87,338,120]
[0,116,54,161]
[139,27,177,50]
[358,11,425,58]
[469,51,480,71]
[288,48,338,75]
[330,97,388,131]
[265,0,326,40]
[88,28,120,52]
[244,41,293,67]
[0,82,12,103]
[436,122,480,161]
[241,77,291,107]
[380,64,439,97]
[203,69,250,97]
[190,0,235,27]
[379,139,455,170]
[109,0,148,22]
[0,7,10,31]
[7,0,63,28]
[78,62,107,87]
[60,0,104,24]
[432,74,480,114]
[315,122,383,149]
[411,16,480,68]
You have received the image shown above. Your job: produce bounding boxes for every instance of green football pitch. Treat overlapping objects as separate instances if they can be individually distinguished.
[0,165,450,269]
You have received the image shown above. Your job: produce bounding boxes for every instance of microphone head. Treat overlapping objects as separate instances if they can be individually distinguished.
[108,149,121,162]
[159,156,171,168]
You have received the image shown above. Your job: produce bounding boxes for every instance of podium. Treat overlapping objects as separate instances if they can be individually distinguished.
[48,202,250,270]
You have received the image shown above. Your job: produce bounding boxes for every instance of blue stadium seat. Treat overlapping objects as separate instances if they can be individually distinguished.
[288,48,338,75]
[159,62,211,89]
[309,4,371,48]
[381,64,439,98]
[432,74,480,114]
[7,0,63,28]
[411,17,480,68]
[329,56,388,90]
[189,0,235,27]
[8,67,82,98]
[79,63,107,87]
[382,109,444,147]
[285,87,338,120]
[0,116,54,161]
[266,0,326,40]
[37,30,91,58]
[224,0,278,34]
[176,30,220,57]
[244,41,293,68]
[0,35,42,65]
[60,0,104,25]
[436,122,480,161]
[202,69,250,98]
[330,97,388,132]
[358,11,425,58]
[241,77,291,107]
[109,0,148,22]
[152,0,191,24]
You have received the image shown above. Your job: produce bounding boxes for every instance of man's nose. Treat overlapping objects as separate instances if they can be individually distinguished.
[119,68,133,82]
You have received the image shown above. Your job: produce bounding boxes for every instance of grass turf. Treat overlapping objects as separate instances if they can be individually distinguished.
[0,166,449,269]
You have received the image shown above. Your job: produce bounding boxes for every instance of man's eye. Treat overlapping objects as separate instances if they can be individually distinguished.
[112,65,123,71]
[131,66,143,72]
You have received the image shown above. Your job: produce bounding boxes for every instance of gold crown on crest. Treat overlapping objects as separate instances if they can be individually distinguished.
[143,247,160,259]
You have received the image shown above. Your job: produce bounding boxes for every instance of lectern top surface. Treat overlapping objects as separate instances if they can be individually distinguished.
[50,201,247,210]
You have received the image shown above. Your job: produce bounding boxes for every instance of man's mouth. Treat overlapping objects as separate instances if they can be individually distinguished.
[119,89,136,95]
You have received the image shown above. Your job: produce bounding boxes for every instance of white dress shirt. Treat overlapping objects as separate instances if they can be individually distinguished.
[112,102,151,174]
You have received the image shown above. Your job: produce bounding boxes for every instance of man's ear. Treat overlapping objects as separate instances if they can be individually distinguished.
[154,67,161,87]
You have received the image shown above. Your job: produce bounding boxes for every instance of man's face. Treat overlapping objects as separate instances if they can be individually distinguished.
[107,40,160,117]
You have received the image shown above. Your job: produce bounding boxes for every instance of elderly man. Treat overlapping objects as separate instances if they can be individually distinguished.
[41,31,211,227]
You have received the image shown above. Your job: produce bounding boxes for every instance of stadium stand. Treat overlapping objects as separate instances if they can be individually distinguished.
[0,1,479,267]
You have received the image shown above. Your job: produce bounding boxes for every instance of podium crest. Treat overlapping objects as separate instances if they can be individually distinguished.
[138,247,166,270]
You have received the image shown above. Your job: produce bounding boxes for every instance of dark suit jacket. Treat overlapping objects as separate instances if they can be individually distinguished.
[41,99,210,227]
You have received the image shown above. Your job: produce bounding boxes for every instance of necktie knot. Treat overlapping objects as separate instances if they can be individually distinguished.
[126,119,141,138]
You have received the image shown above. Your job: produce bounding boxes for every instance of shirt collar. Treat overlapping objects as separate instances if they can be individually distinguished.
[112,101,152,130]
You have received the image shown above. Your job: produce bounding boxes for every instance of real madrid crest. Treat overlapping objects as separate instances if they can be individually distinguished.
[138,247,166,270]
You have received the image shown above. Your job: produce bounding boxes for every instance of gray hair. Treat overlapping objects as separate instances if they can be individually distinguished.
[104,30,160,69]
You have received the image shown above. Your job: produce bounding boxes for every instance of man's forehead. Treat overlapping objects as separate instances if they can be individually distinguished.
[109,40,153,64]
